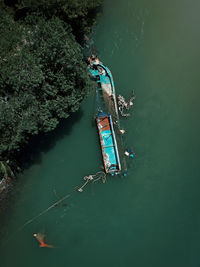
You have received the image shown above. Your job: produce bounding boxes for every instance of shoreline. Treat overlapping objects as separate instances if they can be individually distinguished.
[0,1,102,208]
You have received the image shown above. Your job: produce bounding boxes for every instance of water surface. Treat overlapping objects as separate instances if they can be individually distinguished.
[1,0,200,266]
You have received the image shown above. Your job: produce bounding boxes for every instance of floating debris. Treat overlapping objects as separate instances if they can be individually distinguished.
[33,232,53,248]
[124,148,135,158]
[120,129,126,134]
[77,171,106,192]
[118,90,136,117]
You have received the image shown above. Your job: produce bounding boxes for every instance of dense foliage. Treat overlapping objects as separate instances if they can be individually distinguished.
[0,0,102,180]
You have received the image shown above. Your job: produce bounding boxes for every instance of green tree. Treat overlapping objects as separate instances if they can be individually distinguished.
[13,0,102,39]
[0,0,101,180]
[0,13,92,155]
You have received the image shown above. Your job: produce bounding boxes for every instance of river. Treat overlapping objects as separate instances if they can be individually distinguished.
[1,0,200,266]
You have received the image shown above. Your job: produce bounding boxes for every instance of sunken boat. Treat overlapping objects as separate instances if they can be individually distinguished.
[88,55,127,175]
[96,114,121,174]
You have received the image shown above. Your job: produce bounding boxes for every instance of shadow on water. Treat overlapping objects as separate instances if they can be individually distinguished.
[18,109,83,171]
[0,109,83,222]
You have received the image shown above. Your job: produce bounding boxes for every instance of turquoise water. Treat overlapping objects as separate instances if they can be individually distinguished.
[1,0,200,266]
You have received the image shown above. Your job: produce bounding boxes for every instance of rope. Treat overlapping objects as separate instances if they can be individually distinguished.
[16,171,106,229]
[3,193,71,246]
[18,194,71,231]
[4,171,106,246]
[19,171,106,227]
[77,171,106,192]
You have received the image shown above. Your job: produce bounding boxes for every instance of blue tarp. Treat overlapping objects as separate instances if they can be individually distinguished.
[101,130,117,167]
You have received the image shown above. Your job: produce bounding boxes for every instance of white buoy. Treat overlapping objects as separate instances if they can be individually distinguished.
[77,188,83,192]
[124,151,130,157]
[120,129,125,134]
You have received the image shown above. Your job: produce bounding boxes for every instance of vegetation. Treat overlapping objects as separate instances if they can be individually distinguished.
[0,0,102,188]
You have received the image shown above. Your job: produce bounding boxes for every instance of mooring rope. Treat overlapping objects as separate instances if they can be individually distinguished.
[77,171,106,192]
[18,171,106,230]
[3,193,71,246]
[3,171,106,246]
[18,193,71,232]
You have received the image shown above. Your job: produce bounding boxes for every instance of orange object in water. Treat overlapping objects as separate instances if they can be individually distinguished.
[33,233,53,248]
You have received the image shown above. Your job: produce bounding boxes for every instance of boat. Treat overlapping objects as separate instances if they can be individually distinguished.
[96,113,121,174]
[88,55,127,175]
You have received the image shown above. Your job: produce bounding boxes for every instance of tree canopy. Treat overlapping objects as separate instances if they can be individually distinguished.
[0,0,102,178]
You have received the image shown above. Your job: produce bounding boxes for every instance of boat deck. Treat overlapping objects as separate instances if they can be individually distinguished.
[96,114,121,174]
[89,58,127,175]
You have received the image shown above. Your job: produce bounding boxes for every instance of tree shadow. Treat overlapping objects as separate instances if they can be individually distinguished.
[17,109,84,172]
[0,108,83,224]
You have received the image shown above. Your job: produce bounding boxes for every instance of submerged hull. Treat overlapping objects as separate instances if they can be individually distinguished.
[96,113,121,174]
[88,56,127,175]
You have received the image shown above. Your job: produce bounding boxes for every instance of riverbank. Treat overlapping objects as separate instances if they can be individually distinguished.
[0,1,102,203]
[0,179,15,214]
